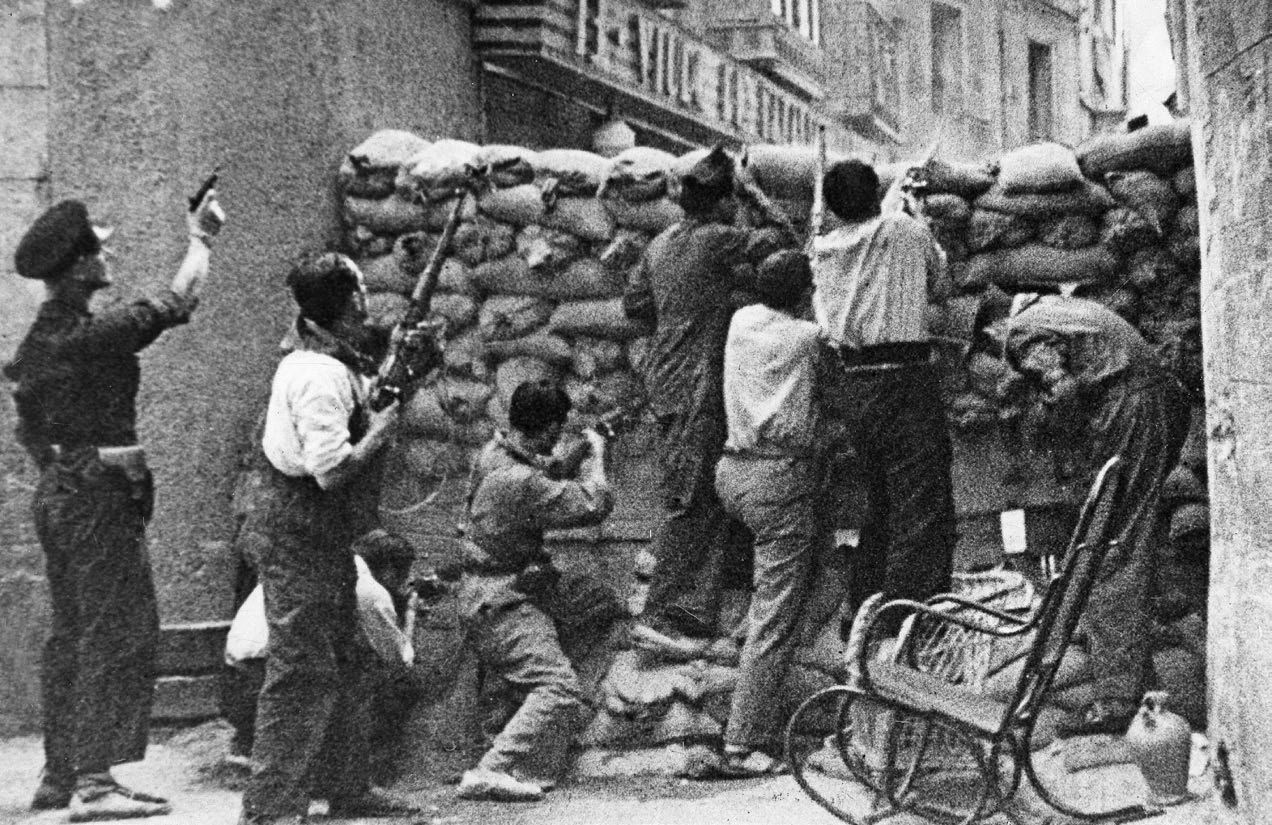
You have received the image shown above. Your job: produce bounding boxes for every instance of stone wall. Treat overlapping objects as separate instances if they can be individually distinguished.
[1181,2,1272,819]
[0,0,482,733]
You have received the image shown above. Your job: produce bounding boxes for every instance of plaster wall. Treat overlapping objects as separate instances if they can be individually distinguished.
[33,0,482,627]
[1184,1,1272,819]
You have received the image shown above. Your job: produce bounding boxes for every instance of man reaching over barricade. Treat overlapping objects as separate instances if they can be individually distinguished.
[455,380,626,802]
[6,188,224,821]
[623,146,795,662]
[810,159,957,626]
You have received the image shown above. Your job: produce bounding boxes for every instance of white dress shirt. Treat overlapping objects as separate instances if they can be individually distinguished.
[261,349,368,490]
[723,304,821,456]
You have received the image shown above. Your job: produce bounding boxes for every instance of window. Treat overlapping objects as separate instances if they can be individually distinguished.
[931,3,964,115]
[770,0,820,45]
[1028,40,1054,140]
[868,5,901,131]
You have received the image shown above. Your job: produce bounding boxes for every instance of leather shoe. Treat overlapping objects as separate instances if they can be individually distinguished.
[456,768,544,802]
[30,769,73,810]
[1056,698,1138,738]
[327,786,422,817]
[68,781,171,822]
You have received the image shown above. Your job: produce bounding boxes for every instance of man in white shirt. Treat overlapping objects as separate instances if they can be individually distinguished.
[713,250,829,777]
[810,160,956,627]
[223,530,423,784]
[237,253,420,825]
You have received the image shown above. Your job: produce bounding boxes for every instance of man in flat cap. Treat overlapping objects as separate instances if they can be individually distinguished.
[623,146,795,661]
[4,191,224,820]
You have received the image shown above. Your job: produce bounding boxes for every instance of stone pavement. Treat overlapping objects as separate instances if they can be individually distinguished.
[0,721,1242,825]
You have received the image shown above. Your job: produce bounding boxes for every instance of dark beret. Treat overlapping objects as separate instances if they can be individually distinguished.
[755,249,811,309]
[683,145,734,196]
[14,200,102,281]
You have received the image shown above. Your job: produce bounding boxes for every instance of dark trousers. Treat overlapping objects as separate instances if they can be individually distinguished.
[825,362,957,620]
[1084,380,1189,703]
[643,410,753,638]
[33,453,158,781]
[464,570,625,785]
[240,469,370,819]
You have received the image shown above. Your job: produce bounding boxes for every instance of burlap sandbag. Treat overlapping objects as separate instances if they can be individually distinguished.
[430,292,479,332]
[402,377,492,439]
[918,157,998,199]
[961,243,1120,289]
[1172,165,1196,198]
[1100,206,1158,255]
[478,295,555,341]
[482,331,574,366]
[442,328,488,380]
[1106,170,1178,235]
[599,229,650,272]
[626,337,650,375]
[359,254,414,294]
[436,259,476,296]
[477,184,549,226]
[516,225,586,273]
[1037,214,1100,249]
[1173,203,1199,237]
[1168,222,1201,266]
[420,195,479,231]
[452,219,517,267]
[475,144,540,189]
[1077,119,1193,178]
[572,337,627,379]
[743,144,847,203]
[541,196,616,242]
[345,225,393,258]
[920,193,972,225]
[997,142,1084,194]
[1077,283,1141,321]
[533,149,610,197]
[967,208,1036,253]
[602,197,684,233]
[344,195,431,235]
[392,231,439,276]
[341,130,429,198]
[602,146,677,202]
[396,436,474,482]
[473,255,622,300]
[1127,247,1180,290]
[366,291,411,331]
[974,179,1117,219]
[549,297,651,341]
[398,138,483,202]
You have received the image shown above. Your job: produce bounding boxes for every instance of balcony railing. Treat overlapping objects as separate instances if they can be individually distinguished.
[476,0,824,147]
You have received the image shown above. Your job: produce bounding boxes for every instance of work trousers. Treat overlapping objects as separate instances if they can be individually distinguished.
[824,361,957,620]
[715,453,828,752]
[1084,379,1188,703]
[463,570,624,786]
[33,451,158,780]
[643,409,752,638]
[240,469,371,819]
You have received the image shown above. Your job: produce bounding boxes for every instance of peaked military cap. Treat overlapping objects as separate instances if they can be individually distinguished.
[14,200,111,281]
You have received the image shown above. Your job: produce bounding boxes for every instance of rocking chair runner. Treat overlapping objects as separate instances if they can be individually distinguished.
[786,456,1159,824]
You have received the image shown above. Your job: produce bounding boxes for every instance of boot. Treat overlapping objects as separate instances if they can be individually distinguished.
[456,768,544,802]
[68,776,171,822]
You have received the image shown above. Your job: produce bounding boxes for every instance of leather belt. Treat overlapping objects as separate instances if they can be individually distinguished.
[838,341,933,371]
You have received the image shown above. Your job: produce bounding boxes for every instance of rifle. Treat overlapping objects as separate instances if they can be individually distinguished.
[367,192,468,412]
[807,125,827,253]
[546,402,644,480]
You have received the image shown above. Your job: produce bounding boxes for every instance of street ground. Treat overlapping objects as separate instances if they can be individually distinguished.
[0,720,1243,825]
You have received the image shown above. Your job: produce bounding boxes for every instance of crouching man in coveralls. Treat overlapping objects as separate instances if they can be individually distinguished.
[456,381,627,802]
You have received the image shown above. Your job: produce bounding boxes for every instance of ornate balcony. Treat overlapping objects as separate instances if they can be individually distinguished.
[475,0,825,148]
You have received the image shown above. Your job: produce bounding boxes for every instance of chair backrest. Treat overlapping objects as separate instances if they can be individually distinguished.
[1005,455,1123,730]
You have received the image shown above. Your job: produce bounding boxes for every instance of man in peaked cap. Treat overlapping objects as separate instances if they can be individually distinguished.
[623,146,796,661]
[4,191,224,820]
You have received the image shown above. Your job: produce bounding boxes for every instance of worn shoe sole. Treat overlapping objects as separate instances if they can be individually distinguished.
[629,625,710,662]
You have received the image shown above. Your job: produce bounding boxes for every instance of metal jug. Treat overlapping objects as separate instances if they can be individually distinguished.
[1124,691,1192,806]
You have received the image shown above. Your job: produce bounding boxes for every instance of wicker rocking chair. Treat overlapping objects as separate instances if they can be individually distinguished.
[786,456,1159,825]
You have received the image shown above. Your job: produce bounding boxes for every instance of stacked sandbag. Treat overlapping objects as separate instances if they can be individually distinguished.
[914,123,1202,424]
[339,131,710,535]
